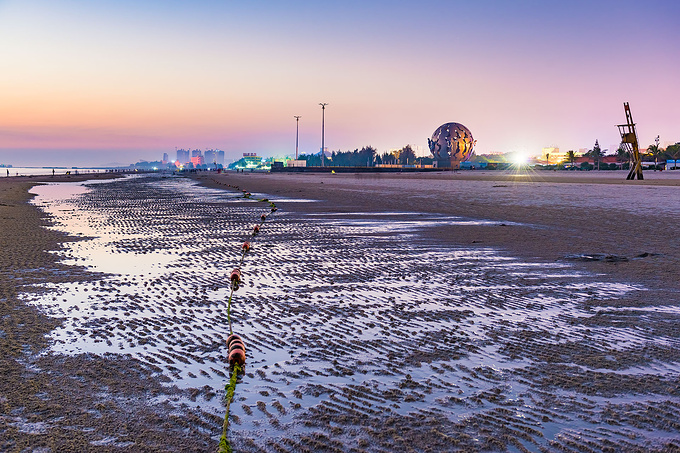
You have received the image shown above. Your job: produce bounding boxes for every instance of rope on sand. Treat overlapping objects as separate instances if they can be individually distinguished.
[218,185,278,453]
[218,361,241,453]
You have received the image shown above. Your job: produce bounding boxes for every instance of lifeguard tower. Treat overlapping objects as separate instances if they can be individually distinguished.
[617,102,643,180]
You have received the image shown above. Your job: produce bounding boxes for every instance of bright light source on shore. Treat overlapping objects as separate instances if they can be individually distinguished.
[512,153,528,165]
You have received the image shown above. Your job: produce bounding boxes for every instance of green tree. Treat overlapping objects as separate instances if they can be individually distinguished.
[647,143,664,169]
[565,150,576,169]
[358,146,377,167]
[586,140,604,170]
[300,153,321,166]
[399,145,416,165]
[616,145,630,165]
[381,151,396,165]
[666,143,680,161]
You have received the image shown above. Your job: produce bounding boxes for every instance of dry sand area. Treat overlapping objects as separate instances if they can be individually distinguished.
[1,169,680,452]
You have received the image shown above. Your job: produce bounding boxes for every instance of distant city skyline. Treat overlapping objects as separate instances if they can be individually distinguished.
[1,1,679,167]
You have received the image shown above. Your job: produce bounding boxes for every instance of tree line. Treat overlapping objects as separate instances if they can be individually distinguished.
[299,145,424,167]
[559,139,680,170]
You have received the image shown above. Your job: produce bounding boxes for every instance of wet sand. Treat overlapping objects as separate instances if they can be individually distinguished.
[2,169,680,452]
[196,170,680,293]
[1,174,217,452]
[194,169,680,451]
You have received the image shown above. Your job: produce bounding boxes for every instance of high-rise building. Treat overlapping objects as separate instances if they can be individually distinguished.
[204,149,216,165]
[176,148,190,164]
[162,153,169,164]
[191,149,202,158]
[216,150,225,166]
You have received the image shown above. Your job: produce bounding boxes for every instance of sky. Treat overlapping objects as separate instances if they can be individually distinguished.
[0,0,678,166]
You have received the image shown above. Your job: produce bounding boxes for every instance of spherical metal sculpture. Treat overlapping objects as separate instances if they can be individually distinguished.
[428,122,476,168]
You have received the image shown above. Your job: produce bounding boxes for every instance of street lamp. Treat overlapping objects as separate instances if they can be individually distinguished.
[319,103,328,167]
[294,116,301,160]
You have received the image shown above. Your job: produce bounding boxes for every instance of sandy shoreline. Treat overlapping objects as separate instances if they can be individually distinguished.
[2,170,679,452]
[1,173,217,451]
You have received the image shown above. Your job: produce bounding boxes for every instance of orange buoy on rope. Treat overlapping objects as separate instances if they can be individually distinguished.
[242,241,251,252]
[226,333,242,348]
[230,269,242,290]
[228,348,246,367]
[253,225,260,235]
[229,340,245,353]
[226,333,246,367]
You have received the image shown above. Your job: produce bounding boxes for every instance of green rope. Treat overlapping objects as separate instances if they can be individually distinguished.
[217,188,278,452]
[218,362,242,453]
[226,287,235,336]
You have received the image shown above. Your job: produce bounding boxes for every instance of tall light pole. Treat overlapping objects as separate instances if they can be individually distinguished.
[294,116,301,160]
[319,103,328,167]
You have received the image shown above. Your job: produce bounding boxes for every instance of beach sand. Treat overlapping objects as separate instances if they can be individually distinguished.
[196,170,680,451]
[196,170,680,292]
[1,169,679,452]
[0,174,217,452]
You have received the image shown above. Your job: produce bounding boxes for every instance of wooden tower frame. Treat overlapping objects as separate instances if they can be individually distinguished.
[617,102,643,180]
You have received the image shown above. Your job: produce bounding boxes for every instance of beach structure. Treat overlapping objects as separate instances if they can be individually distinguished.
[617,102,643,180]
[428,122,476,169]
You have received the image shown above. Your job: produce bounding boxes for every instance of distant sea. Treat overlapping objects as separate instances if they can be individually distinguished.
[1,167,111,177]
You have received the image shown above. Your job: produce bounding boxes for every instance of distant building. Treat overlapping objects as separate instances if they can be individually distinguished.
[192,149,202,158]
[190,155,204,166]
[573,155,622,167]
[203,149,225,167]
[242,153,261,167]
[204,149,216,165]
[162,153,169,164]
[287,159,307,167]
[176,149,190,164]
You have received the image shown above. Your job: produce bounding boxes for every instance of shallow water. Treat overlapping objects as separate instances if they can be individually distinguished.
[25,174,680,451]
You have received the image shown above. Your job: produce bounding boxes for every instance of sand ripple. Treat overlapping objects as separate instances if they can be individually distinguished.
[24,174,680,452]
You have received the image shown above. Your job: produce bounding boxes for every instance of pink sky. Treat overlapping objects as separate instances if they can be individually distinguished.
[1,1,678,166]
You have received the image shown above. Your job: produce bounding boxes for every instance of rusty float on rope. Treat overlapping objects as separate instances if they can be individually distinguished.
[230,268,242,290]
[226,333,246,368]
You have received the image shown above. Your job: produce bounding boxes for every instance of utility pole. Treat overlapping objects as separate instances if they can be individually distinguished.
[319,103,328,167]
[294,116,301,160]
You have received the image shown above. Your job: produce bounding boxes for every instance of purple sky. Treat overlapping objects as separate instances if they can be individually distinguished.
[1,0,678,166]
